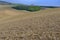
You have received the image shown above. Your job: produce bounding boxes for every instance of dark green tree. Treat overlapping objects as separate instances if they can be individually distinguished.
[27,6,41,12]
[12,4,41,12]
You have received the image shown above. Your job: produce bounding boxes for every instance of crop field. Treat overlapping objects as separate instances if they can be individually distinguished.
[0,5,60,40]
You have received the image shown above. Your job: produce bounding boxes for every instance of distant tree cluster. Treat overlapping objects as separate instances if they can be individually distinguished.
[12,4,41,12]
[27,6,41,12]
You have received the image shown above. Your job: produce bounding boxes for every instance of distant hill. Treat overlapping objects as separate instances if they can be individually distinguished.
[0,1,12,5]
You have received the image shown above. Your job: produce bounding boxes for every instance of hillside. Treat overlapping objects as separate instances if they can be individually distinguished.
[0,5,60,40]
[0,1,12,5]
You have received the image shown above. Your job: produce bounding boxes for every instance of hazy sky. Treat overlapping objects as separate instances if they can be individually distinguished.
[2,0,60,6]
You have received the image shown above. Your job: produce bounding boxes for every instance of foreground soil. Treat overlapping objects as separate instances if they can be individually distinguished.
[0,6,60,40]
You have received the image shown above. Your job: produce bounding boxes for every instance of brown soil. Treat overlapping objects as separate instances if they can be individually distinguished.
[0,5,60,40]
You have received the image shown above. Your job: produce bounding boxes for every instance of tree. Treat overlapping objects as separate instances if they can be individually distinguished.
[27,6,41,12]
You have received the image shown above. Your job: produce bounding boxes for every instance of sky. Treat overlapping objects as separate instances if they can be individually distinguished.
[1,0,60,6]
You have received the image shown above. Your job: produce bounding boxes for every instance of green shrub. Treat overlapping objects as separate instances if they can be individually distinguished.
[12,5,28,10]
[27,6,41,12]
[12,5,41,12]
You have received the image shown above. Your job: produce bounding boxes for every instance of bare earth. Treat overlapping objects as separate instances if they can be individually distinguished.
[0,5,60,40]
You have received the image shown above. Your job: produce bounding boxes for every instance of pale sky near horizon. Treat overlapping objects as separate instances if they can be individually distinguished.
[1,0,60,6]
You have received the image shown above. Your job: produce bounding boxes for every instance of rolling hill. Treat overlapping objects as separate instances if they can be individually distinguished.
[0,1,12,5]
[0,5,60,40]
